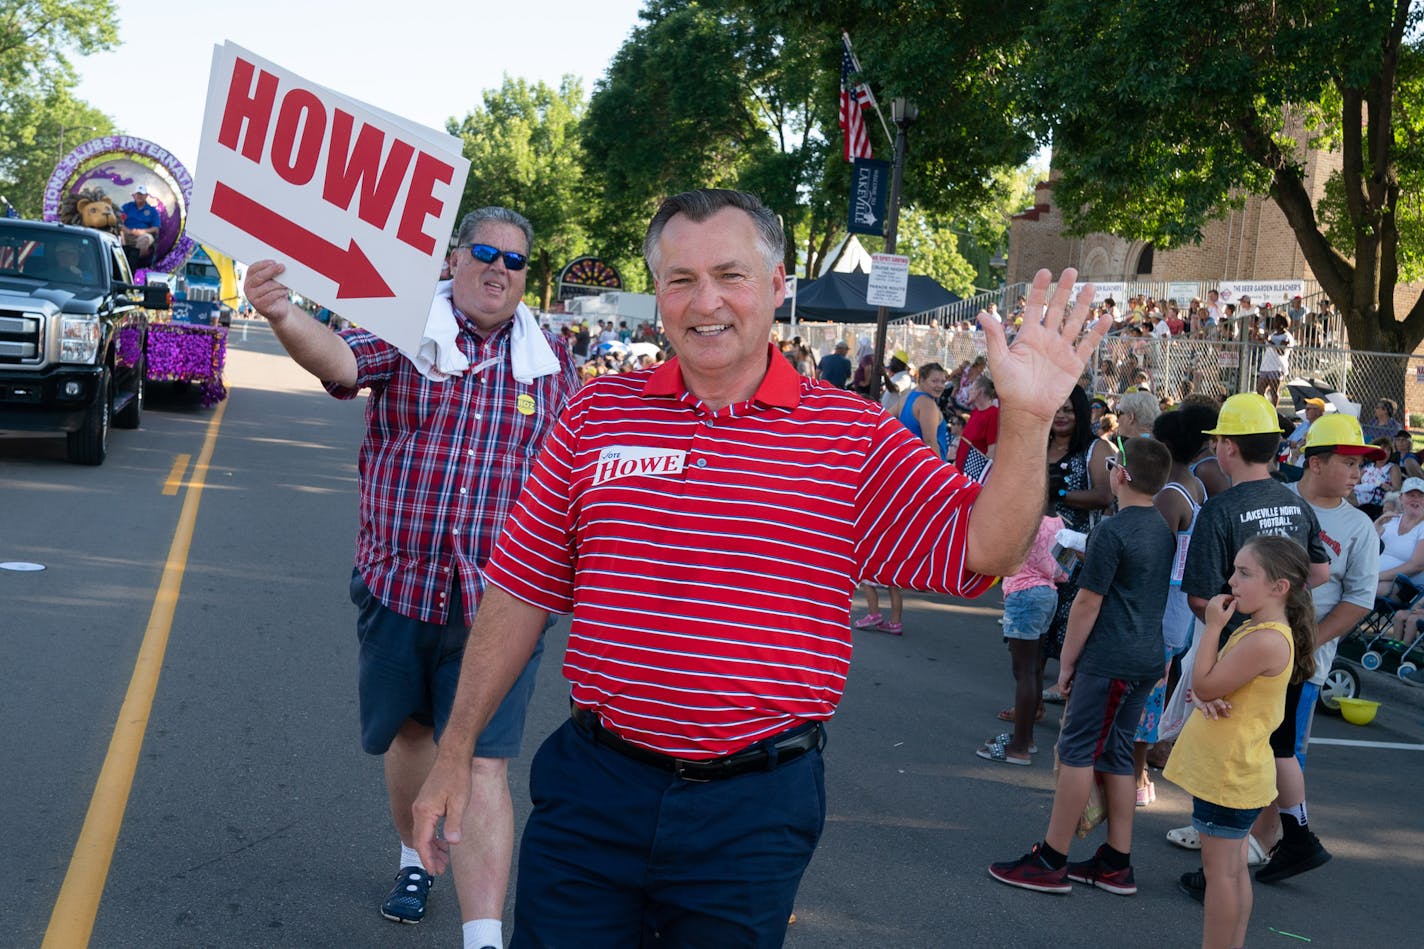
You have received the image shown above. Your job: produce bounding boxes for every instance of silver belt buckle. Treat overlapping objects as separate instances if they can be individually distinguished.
[673,759,714,782]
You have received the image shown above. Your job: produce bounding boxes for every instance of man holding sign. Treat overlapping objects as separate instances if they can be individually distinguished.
[244,206,577,948]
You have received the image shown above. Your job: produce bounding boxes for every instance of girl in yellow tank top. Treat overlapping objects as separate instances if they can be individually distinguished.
[1163,536,1317,949]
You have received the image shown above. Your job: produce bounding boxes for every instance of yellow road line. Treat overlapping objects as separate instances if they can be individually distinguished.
[162,453,192,496]
[43,399,228,949]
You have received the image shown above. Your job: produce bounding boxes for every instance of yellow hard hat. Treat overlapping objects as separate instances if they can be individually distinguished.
[1202,393,1282,436]
[1303,413,1387,460]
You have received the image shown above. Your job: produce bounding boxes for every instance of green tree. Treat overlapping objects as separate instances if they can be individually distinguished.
[448,76,588,311]
[583,1,852,279]
[885,208,979,298]
[1023,0,1424,352]
[741,0,1040,218]
[0,0,120,216]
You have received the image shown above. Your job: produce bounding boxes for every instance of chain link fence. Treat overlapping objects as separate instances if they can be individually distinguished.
[777,321,1424,427]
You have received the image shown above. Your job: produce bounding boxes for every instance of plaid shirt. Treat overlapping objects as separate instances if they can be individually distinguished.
[326,310,578,624]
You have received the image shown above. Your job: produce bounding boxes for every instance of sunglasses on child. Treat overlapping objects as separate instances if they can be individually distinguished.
[1105,455,1132,481]
[464,243,528,271]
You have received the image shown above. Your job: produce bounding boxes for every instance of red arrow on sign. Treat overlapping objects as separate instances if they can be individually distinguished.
[209,181,395,299]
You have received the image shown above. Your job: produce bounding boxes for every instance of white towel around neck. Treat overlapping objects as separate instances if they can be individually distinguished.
[399,281,560,384]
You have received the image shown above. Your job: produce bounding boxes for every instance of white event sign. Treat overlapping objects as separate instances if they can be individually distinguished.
[867,253,910,308]
[1071,281,1125,305]
[1167,282,1198,304]
[1217,280,1306,308]
[187,42,470,353]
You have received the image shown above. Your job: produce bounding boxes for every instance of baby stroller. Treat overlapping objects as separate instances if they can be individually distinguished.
[1335,576,1424,682]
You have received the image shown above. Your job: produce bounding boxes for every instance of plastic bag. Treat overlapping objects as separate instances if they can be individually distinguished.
[1159,617,1205,740]
[1053,725,1107,838]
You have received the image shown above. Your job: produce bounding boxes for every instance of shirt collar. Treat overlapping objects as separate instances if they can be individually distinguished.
[450,299,513,343]
[642,343,801,410]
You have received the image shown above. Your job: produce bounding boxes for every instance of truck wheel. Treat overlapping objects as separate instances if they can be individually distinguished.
[67,368,111,465]
[114,356,144,429]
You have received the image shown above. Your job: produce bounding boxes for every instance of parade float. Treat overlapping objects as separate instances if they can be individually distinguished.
[44,135,230,407]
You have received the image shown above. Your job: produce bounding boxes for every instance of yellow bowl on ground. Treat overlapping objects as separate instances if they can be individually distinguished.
[1336,697,1380,725]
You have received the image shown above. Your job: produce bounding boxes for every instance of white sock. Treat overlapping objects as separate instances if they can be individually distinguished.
[463,918,502,949]
[399,842,426,872]
[1278,802,1308,825]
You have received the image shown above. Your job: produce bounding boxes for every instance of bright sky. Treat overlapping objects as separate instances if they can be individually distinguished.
[72,0,648,172]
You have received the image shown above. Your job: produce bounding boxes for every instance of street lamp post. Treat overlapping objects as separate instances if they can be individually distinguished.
[868,98,918,403]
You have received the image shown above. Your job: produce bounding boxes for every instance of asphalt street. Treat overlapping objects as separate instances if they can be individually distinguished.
[2,320,1421,948]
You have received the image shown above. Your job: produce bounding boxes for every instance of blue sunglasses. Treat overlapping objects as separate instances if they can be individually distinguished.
[465,242,528,271]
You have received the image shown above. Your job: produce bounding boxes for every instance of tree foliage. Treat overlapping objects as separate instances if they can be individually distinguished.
[742,0,1040,217]
[1022,0,1424,352]
[582,0,1036,291]
[581,2,808,276]
[449,76,589,310]
[0,0,119,216]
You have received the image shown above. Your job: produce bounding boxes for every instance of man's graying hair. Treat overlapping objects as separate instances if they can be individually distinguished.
[643,189,784,275]
[455,207,534,254]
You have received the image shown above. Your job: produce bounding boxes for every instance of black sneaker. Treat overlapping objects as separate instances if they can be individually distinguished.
[381,866,433,924]
[988,843,1071,894]
[1178,868,1206,903]
[1255,830,1332,883]
[1066,844,1137,895]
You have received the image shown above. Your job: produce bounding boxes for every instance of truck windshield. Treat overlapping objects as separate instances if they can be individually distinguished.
[0,225,104,290]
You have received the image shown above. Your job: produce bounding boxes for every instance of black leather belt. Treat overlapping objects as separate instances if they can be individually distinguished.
[570,706,823,782]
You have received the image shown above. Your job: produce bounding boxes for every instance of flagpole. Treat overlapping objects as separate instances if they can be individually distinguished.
[841,32,894,147]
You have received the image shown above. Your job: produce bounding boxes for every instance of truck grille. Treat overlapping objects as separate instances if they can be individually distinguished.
[0,311,42,364]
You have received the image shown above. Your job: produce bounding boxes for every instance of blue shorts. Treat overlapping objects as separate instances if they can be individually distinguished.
[1056,672,1155,774]
[350,569,544,758]
[1003,586,1058,641]
[1192,798,1263,840]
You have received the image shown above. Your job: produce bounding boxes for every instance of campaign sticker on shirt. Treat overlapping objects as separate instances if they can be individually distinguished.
[594,446,688,485]
[516,394,536,416]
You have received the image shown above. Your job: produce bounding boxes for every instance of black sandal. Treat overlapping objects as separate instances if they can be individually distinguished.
[381,866,433,924]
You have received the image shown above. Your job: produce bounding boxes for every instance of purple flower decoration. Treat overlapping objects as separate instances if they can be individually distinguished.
[117,326,143,367]
[144,323,228,406]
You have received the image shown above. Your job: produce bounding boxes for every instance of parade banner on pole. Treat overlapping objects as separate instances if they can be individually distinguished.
[847,158,889,236]
[187,42,470,353]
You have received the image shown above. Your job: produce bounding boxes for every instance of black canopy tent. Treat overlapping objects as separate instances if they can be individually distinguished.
[774,271,960,323]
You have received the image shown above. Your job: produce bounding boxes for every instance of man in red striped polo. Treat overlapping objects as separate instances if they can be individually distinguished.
[413,189,1108,946]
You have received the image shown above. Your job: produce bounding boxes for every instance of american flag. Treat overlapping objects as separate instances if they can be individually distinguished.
[959,443,994,483]
[0,240,37,271]
[839,47,874,161]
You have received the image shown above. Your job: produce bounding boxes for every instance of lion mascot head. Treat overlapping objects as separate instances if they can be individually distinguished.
[59,188,121,234]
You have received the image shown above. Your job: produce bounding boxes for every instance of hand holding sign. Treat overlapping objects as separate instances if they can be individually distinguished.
[188,43,470,353]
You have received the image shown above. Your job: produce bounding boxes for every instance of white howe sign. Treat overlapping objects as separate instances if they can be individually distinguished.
[187,42,470,353]
[867,253,909,308]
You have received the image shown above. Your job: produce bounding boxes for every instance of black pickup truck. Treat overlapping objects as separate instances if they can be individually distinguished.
[0,218,169,464]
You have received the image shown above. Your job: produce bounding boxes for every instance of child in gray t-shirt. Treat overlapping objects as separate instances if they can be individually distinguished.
[989,436,1175,896]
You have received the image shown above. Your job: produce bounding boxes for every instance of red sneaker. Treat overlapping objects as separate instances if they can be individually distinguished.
[1066,844,1138,895]
[988,843,1071,894]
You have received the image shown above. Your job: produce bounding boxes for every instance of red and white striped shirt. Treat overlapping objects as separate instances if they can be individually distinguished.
[485,347,991,758]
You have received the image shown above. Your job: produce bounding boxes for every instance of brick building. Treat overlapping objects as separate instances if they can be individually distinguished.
[1006,152,1424,418]
[1006,165,1334,287]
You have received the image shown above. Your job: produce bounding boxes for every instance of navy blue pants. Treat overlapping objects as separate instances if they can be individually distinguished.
[511,717,827,948]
